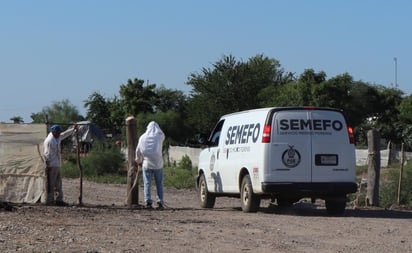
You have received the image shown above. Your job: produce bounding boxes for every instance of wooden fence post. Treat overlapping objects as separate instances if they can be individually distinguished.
[366,129,380,207]
[397,143,405,205]
[75,125,83,206]
[126,116,139,207]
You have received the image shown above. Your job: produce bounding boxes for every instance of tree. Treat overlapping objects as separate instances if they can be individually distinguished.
[30,112,47,123]
[259,69,323,107]
[399,94,412,149]
[186,54,291,133]
[152,86,193,144]
[30,99,84,127]
[84,92,112,130]
[373,87,404,146]
[398,94,412,124]
[136,111,193,146]
[107,96,126,135]
[133,86,193,145]
[119,78,157,117]
[154,85,187,113]
[10,116,24,124]
[312,73,354,109]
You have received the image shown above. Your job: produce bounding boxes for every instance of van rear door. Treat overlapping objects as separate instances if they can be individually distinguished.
[310,110,355,182]
[269,109,312,182]
[267,108,355,183]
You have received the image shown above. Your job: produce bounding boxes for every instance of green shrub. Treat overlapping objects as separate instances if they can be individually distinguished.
[61,162,80,178]
[164,166,196,189]
[176,155,193,170]
[62,152,197,189]
[82,150,124,176]
[380,163,412,208]
[163,155,196,189]
[61,145,126,181]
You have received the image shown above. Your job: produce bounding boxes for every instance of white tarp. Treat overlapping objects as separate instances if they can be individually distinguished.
[0,124,46,203]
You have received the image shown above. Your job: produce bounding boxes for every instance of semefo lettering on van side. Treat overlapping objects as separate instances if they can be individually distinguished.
[279,119,343,131]
[225,123,260,145]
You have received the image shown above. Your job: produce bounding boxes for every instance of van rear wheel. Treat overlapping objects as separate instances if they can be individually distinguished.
[240,175,260,212]
[325,197,346,215]
[199,174,215,208]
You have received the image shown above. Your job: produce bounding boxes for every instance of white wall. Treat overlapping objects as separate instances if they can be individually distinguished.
[167,146,202,167]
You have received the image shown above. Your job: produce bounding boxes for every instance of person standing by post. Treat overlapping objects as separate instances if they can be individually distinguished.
[135,121,165,210]
[44,124,67,206]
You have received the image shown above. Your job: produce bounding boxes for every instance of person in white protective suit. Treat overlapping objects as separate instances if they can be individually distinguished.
[135,121,165,210]
[43,125,68,206]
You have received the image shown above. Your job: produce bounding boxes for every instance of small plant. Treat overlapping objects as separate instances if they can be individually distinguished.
[176,155,193,170]
[163,155,196,189]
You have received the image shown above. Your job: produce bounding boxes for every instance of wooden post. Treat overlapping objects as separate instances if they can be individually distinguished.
[126,116,139,207]
[75,125,83,206]
[44,115,50,204]
[397,143,405,205]
[366,129,381,206]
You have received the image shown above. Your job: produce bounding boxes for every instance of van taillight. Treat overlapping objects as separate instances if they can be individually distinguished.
[262,124,271,143]
[347,126,355,144]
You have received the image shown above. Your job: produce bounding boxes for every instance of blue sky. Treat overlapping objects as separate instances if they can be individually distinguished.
[1,1,411,123]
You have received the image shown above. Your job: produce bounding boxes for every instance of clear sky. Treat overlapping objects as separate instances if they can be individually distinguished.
[1,0,411,123]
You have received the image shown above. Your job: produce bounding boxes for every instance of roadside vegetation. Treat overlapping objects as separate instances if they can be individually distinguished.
[61,147,196,189]
[61,144,412,209]
[380,162,412,208]
[352,162,412,208]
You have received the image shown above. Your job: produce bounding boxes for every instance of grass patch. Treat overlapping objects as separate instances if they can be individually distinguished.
[62,153,197,189]
[163,166,196,189]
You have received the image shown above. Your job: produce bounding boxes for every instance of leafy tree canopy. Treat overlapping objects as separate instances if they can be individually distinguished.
[186,54,293,133]
[119,78,157,117]
[31,99,84,128]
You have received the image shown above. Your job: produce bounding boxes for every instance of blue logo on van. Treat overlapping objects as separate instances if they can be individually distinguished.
[282,146,301,168]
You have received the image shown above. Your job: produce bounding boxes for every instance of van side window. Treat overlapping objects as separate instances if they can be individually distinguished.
[209,120,224,147]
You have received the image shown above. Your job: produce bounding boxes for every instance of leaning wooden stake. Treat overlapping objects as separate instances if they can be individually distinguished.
[366,129,381,207]
[397,143,405,205]
[126,116,139,207]
[75,125,83,206]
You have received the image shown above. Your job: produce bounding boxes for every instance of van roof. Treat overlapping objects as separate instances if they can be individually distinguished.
[221,106,343,118]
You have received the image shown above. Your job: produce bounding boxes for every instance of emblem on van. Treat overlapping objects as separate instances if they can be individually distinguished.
[282,146,301,168]
[209,154,216,171]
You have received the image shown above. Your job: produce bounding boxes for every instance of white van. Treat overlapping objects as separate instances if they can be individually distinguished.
[197,107,357,215]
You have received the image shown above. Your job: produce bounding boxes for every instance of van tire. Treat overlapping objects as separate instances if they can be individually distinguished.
[240,175,260,213]
[325,197,346,216]
[199,174,216,208]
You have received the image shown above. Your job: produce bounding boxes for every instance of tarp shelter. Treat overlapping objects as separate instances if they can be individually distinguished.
[61,121,105,152]
[0,123,46,203]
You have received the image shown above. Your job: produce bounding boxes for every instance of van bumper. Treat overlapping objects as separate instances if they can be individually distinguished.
[261,182,358,196]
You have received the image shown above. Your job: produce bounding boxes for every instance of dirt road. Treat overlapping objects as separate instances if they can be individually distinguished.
[1,178,412,253]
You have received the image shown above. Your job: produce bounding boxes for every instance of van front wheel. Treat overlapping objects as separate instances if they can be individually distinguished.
[199,174,216,208]
[240,175,260,212]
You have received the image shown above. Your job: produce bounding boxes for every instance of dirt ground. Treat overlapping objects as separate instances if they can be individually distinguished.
[1,178,412,253]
